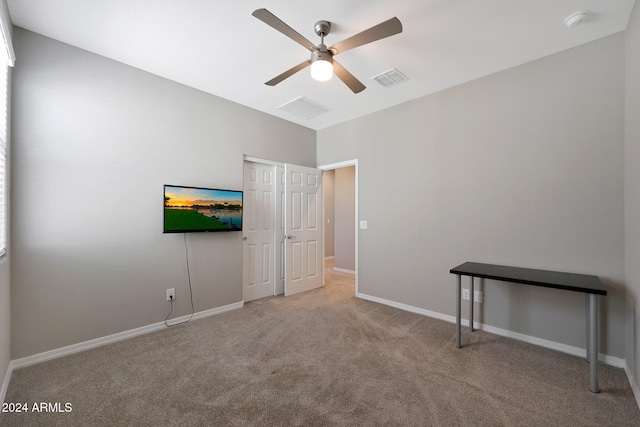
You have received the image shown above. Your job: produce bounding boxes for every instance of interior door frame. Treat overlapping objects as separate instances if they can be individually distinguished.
[318,159,358,296]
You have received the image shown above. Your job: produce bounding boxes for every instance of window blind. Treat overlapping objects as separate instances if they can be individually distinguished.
[0,50,7,256]
[0,0,13,256]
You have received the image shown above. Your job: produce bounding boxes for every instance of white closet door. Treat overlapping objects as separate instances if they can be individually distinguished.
[284,164,323,296]
[242,161,276,301]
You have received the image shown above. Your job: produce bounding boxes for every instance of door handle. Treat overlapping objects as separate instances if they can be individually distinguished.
[286,235,296,239]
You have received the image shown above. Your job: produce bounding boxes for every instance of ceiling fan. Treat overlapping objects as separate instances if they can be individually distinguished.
[252,8,403,94]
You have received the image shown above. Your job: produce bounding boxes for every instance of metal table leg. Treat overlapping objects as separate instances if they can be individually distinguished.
[588,293,599,393]
[470,276,474,332]
[585,294,590,363]
[456,274,461,348]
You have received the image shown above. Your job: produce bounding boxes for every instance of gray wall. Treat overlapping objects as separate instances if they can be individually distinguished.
[323,169,334,258]
[625,1,640,399]
[10,28,316,359]
[334,167,355,272]
[318,33,626,358]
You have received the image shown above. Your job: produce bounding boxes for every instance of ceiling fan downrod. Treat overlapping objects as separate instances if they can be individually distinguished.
[314,20,331,39]
[311,20,333,81]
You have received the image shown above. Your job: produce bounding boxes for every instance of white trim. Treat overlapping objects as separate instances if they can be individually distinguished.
[625,363,640,410]
[243,155,284,167]
[357,292,626,368]
[11,301,243,370]
[358,292,455,323]
[317,160,357,171]
[334,267,356,275]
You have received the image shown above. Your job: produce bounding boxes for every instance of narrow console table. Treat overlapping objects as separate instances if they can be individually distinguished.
[450,262,607,393]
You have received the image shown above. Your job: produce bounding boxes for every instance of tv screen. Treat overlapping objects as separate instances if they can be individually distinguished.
[163,185,243,233]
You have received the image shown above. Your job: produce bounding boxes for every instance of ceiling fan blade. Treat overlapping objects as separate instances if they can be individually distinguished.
[252,9,317,52]
[329,17,402,55]
[333,60,366,94]
[265,60,311,86]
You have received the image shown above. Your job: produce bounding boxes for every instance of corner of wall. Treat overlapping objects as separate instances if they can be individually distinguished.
[625,0,640,412]
[1,361,13,403]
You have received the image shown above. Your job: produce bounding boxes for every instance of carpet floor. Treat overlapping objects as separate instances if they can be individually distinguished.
[1,266,639,426]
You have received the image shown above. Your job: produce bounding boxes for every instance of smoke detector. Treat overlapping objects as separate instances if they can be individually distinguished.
[564,10,590,28]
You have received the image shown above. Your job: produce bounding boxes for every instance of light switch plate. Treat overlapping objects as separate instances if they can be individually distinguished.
[359,220,368,229]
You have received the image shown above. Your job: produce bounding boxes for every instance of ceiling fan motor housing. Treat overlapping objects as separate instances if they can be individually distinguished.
[311,48,333,64]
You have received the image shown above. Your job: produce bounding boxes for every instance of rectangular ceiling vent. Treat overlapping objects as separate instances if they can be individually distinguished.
[276,96,331,120]
[372,68,408,88]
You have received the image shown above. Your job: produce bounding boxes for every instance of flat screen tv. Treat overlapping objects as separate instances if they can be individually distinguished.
[164,185,243,233]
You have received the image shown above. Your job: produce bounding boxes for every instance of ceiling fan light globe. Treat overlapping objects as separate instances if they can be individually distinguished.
[311,59,333,81]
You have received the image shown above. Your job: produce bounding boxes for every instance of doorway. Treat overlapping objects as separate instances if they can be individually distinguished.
[319,160,358,295]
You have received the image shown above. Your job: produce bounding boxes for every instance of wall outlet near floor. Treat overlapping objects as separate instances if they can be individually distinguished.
[462,288,470,301]
[166,288,175,301]
[474,290,483,303]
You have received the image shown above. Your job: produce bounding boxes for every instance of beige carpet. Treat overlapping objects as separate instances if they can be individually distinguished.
[2,264,638,426]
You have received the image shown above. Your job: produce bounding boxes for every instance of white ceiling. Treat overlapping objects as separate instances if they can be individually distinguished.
[6,0,636,130]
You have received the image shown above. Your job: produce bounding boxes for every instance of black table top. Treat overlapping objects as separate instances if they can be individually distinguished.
[450,262,607,295]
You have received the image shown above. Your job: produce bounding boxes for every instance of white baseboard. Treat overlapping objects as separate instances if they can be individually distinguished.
[358,292,455,323]
[334,267,356,275]
[357,292,626,368]
[624,363,640,410]
[10,301,244,370]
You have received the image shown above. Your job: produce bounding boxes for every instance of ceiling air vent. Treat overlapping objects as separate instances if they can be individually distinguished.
[276,96,331,120]
[372,68,408,88]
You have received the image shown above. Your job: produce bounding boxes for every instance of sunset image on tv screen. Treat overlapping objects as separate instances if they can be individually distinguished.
[164,185,243,232]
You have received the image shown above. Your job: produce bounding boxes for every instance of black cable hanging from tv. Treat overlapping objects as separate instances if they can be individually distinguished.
[164,233,195,327]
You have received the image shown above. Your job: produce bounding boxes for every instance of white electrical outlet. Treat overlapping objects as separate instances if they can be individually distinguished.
[474,290,483,303]
[462,288,470,301]
[166,288,175,301]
